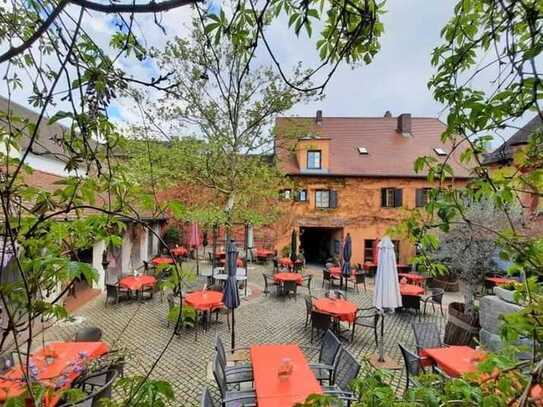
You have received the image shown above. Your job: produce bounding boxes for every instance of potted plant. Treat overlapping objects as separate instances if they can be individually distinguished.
[163,227,182,248]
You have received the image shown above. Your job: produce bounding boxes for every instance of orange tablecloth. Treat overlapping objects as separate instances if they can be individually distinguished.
[119,275,156,291]
[314,298,357,323]
[485,277,516,286]
[279,258,293,267]
[185,291,224,311]
[151,256,175,265]
[273,272,303,284]
[400,284,424,296]
[219,258,244,267]
[251,344,322,407]
[256,249,274,257]
[421,346,485,377]
[329,267,354,277]
[398,273,426,283]
[170,246,188,257]
[0,341,108,404]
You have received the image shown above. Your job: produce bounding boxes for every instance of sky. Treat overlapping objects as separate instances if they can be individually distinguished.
[0,0,534,145]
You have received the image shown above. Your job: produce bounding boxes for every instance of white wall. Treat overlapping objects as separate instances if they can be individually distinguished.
[92,240,106,291]
[24,153,84,177]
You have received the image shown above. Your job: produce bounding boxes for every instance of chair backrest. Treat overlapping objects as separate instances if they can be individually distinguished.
[333,349,361,391]
[319,330,342,366]
[0,353,14,372]
[212,354,227,397]
[284,280,297,292]
[214,336,227,368]
[355,307,380,328]
[311,311,332,331]
[411,322,443,350]
[354,272,365,283]
[398,343,423,382]
[325,290,345,300]
[105,284,118,297]
[74,327,102,342]
[304,295,314,314]
[431,288,444,304]
[201,386,215,407]
[323,269,331,281]
[63,369,118,407]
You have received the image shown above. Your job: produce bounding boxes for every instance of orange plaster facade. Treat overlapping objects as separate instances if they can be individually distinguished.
[272,176,467,265]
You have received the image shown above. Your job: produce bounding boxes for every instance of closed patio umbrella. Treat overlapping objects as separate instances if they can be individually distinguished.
[290,229,297,263]
[371,236,401,366]
[341,233,352,290]
[224,239,240,351]
[189,223,201,275]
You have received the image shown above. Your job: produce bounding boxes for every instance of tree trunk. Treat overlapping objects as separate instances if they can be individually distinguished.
[464,283,475,315]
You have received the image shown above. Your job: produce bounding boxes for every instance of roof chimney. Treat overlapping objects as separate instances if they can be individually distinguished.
[397,113,412,137]
[315,110,323,124]
[384,110,392,118]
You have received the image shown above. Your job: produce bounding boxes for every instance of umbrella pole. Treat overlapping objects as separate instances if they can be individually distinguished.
[231,308,235,352]
[196,246,199,275]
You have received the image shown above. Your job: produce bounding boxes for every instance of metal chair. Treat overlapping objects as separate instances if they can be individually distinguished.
[310,310,332,343]
[262,273,277,296]
[309,329,342,384]
[61,368,118,407]
[325,290,346,300]
[212,355,256,407]
[350,307,382,346]
[283,280,298,300]
[105,283,129,306]
[322,269,337,289]
[74,327,102,342]
[214,336,252,379]
[304,295,316,328]
[398,343,425,393]
[421,288,445,317]
[303,274,313,295]
[348,272,367,292]
[322,349,360,406]
[411,322,444,352]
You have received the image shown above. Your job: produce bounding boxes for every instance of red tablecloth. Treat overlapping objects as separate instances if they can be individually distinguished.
[421,346,486,377]
[314,298,357,323]
[251,344,321,407]
[185,291,224,311]
[119,275,156,291]
[273,273,303,284]
[151,256,175,265]
[400,284,424,296]
[170,246,188,257]
[256,249,274,257]
[0,341,109,404]
[398,273,426,283]
[485,277,516,286]
[219,258,244,267]
[279,258,293,267]
[329,267,354,278]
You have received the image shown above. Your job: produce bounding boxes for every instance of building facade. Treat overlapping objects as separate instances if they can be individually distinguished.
[273,111,472,265]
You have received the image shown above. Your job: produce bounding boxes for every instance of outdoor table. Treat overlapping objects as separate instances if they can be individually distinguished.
[485,276,516,286]
[421,346,486,377]
[151,256,175,266]
[273,272,303,284]
[119,275,156,291]
[398,273,426,286]
[399,284,424,312]
[314,298,357,323]
[185,290,224,311]
[0,341,109,405]
[256,248,274,257]
[250,344,322,407]
[170,246,188,257]
[329,266,354,278]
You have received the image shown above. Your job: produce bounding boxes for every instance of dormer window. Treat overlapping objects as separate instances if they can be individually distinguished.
[307,150,321,169]
[434,147,448,156]
[357,146,368,155]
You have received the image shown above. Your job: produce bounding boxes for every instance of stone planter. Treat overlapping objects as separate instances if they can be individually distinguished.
[493,286,519,304]
[444,302,480,347]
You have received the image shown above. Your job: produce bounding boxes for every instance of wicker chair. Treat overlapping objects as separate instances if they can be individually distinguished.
[322,349,360,406]
[212,355,256,407]
[350,307,382,346]
[105,284,129,306]
[215,336,252,372]
[309,329,342,384]
[214,337,253,386]
[411,322,444,354]
[262,273,277,296]
[398,343,425,393]
[310,310,332,343]
[322,269,337,289]
[74,327,102,342]
[302,274,313,295]
[304,295,316,328]
[283,280,298,300]
[421,288,445,317]
[348,272,367,292]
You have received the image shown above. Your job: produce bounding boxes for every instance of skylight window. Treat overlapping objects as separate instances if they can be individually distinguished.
[357,146,368,155]
[434,147,448,156]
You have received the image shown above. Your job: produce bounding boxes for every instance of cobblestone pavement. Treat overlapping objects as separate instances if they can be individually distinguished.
[39,262,451,406]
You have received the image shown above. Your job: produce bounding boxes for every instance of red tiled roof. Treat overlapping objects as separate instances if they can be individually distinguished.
[275,116,473,178]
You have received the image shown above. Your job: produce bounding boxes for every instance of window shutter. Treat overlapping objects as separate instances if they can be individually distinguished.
[329,190,337,208]
[394,188,403,207]
[415,189,422,207]
[381,188,387,207]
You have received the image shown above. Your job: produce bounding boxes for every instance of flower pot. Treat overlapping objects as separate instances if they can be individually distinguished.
[443,302,480,347]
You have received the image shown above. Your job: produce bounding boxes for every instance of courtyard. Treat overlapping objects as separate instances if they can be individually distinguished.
[40,261,453,405]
